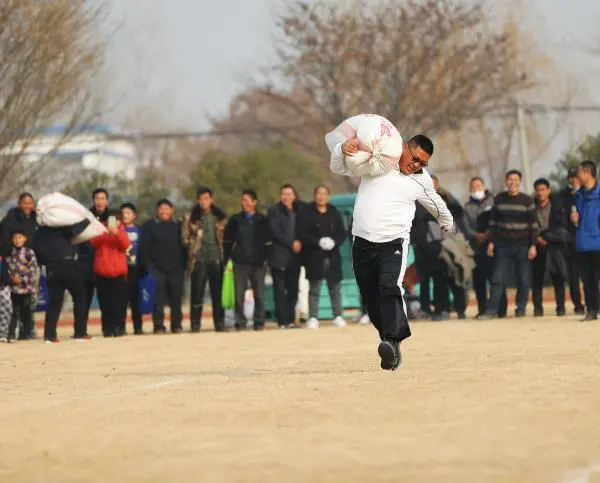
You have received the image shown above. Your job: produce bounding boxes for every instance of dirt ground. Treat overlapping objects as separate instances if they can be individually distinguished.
[1,315,600,483]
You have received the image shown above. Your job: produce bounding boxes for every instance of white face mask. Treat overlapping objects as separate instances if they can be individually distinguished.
[470,190,485,201]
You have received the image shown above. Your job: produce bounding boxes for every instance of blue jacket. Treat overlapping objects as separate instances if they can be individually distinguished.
[575,183,600,252]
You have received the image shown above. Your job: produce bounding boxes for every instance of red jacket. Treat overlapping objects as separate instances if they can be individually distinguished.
[90,226,131,278]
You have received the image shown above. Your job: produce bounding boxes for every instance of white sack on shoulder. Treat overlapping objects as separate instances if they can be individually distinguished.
[36,192,107,244]
[325,114,403,177]
[36,192,89,227]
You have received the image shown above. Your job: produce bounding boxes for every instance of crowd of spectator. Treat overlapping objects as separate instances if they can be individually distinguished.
[412,160,600,323]
[0,159,598,344]
[0,182,354,343]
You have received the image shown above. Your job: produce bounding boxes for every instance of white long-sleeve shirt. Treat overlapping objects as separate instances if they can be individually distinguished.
[330,143,454,243]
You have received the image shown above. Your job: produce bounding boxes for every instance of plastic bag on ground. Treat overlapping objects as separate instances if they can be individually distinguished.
[325,114,403,177]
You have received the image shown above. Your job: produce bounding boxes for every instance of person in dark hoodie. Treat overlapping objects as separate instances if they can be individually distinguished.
[34,219,92,343]
[557,168,585,314]
[463,177,508,318]
[182,187,227,332]
[267,184,304,329]
[140,199,187,334]
[1,192,38,339]
[297,184,347,329]
[223,189,271,331]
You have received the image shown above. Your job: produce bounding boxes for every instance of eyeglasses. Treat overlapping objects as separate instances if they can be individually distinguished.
[408,145,428,167]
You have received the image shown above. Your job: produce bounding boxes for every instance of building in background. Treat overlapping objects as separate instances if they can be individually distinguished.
[1,124,138,193]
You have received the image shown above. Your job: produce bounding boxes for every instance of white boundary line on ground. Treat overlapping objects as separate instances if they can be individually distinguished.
[561,460,600,483]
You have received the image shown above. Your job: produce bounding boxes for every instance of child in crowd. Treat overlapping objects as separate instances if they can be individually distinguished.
[7,229,39,341]
[120,203,143,334]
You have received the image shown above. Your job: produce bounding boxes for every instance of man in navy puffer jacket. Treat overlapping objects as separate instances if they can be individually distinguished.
[571,160,600,321]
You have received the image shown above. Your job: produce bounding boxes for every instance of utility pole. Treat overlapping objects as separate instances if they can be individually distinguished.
[516,97,532,191]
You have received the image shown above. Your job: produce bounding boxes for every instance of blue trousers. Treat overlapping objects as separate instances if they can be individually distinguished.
[486,245,531,315]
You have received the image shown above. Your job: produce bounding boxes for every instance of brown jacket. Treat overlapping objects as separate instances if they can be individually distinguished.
[181,205,227,275]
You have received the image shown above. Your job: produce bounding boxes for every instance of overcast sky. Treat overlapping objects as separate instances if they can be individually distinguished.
[101,0,600,187]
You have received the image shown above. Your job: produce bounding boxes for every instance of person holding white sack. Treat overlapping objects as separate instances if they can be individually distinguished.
[33,219,92,343]
[297,185,347,329]
[326,116,454,370]
[32,192,105,342]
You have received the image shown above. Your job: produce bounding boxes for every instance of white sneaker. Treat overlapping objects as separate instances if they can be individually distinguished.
[358,314,370,325]
[332,316,347,327]
[306,318,320,329]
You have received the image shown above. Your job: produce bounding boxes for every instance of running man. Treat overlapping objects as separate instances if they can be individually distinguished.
[329,134,454,370]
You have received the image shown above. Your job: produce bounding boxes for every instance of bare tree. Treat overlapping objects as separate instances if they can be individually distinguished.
[214,0,533,180]
[0,0,107,202]
[439,11,574,195]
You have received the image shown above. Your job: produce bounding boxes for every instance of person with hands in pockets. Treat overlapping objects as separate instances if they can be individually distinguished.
[297,184,347,329]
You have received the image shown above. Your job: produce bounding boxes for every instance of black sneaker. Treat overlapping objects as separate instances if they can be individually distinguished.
[515,311,526,318]
[534,309,544,317]
[575,306,585,315]
[153,325,167,334]
[476,313,497,321]
[134,328,144,335]
[581,312,598,322]
[556,310,566,317]
[378,340,401,371]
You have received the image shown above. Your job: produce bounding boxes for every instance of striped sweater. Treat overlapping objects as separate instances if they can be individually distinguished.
[489,192,539,246]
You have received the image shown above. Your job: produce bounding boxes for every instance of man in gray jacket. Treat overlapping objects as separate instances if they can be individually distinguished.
[463,177,507,318]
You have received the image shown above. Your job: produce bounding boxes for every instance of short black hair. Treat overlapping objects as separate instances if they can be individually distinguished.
[567,167,578,179]
[313,184,330,195]
[93,188,109,199]
[11,228,27,238]
[241,189,258,201]
[470,176,484,185]
[196,186,213,197]
[280,183,297,193]
[120,202,137,213]
[534,178,550,189]
[408,135,434,156]
[156,198,173,208]
[580,160,597,178]
[18,192,33,202]
[506,170,522,180]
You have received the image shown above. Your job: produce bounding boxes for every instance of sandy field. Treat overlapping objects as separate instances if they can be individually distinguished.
[1,315,599,483]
